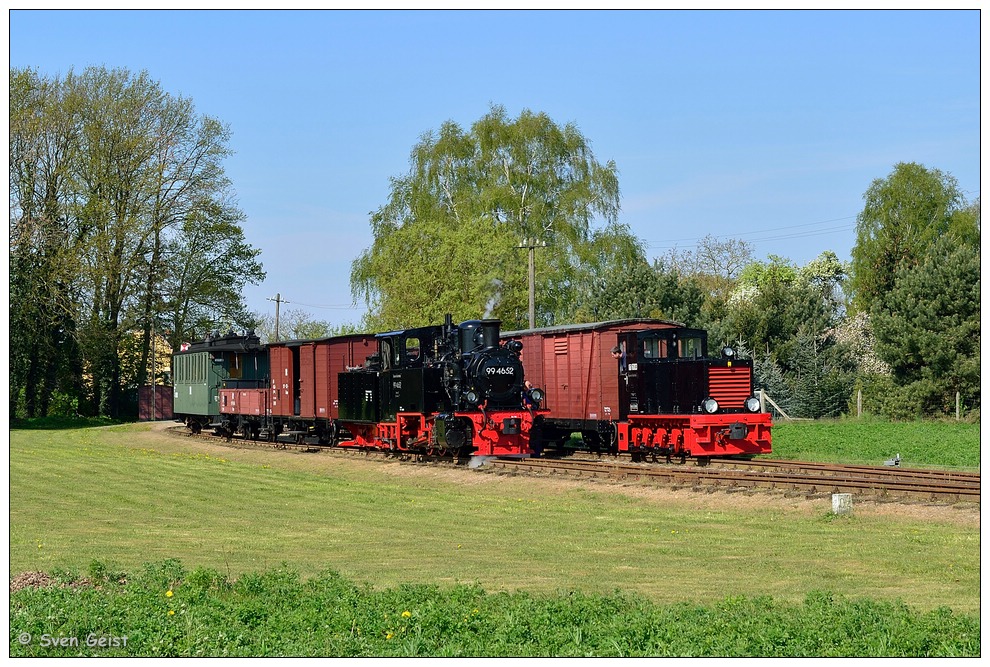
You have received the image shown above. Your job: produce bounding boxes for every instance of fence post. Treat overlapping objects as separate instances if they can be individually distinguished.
[759,389,766,413]
[956,392,961,421]
[857,389,862,419]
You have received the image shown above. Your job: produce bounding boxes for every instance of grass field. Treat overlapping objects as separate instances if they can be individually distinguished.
[9,422,980,616]
[767,417,980,469]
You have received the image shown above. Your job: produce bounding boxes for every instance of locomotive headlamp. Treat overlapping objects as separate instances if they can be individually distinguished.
[721,346,736,359]
[745,396,761,413]
[702,398,719,414]
[506,340,523,353]
[529,387,545,404]
[465,390,480,405]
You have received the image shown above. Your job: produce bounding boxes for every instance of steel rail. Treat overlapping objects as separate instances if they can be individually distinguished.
[484,458,980,503]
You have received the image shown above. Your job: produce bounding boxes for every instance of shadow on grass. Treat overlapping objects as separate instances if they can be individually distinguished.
[10,416,126,430]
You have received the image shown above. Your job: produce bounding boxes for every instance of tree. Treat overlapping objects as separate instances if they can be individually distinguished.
[721,252,856,418]
[9,66,263,417]
[576,257,705,325]
[870,234,980,416]
[250,308,362,343]
[9,67,85,417]
[351,105,625,330]
[160,207,265,352]
[662,234,754,333]
[850,162,973,312]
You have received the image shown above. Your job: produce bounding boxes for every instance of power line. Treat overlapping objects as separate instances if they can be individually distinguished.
[645,215,858,249]
[282,299,363,311]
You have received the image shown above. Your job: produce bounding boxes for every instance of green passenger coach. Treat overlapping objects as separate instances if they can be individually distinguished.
[172,330,268,433]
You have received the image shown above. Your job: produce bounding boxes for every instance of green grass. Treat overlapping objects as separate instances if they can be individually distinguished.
[766,417,981,469]
[9,564,979,657]
[9,423,980,619]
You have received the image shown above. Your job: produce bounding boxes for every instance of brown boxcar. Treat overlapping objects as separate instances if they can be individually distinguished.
[219,333,377,442]
[502,320,772,460]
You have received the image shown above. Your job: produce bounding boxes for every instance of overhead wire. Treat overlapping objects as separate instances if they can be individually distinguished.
[645,215,858,250]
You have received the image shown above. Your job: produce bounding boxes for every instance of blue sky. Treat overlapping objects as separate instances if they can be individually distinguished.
[8,9,981,329]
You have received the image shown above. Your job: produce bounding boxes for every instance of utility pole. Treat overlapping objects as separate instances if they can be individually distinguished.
[516,238,547,329]
[267,293,289,341]
[151,320,156,420]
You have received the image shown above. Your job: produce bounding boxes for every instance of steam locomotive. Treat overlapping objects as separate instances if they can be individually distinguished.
[172,315,546,457]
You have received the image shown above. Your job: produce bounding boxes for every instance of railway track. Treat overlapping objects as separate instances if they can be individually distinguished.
[481,457,981,504]
[167,426,980,504]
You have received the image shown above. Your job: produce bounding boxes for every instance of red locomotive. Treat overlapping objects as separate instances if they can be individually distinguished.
[502,319,772,461]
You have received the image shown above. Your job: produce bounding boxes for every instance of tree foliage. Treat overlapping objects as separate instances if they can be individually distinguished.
[250,308,363,344]
[719,252,856,418]
[351,105,628,330]
[576,258,705,326]
[870,235,980,416]
[850,162,974,312]
[9,66,264,418]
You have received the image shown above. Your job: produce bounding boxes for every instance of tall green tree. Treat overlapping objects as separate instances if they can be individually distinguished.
[9,67,84,417]
[850,162,974,312]
[870,235,980,416]
[351,105,625,330]
[721,252,856,418]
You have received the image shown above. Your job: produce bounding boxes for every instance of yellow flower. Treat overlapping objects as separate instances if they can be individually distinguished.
[386,632,394,640]
[168,610,175,616]
[165,590,174,598]
[401,611,411,618]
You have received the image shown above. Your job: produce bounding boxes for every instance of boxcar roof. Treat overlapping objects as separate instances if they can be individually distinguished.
[501,318,684,338]
[267,332,376,347]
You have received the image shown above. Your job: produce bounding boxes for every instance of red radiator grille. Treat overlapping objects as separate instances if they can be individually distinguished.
[707,365,751,408]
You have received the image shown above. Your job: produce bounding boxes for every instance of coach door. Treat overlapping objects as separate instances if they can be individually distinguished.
[616,333,640,419]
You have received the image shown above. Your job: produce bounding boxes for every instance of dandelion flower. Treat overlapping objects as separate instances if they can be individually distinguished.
[168,610,175,616]
[165,590,174,598]
[402,611,411,618]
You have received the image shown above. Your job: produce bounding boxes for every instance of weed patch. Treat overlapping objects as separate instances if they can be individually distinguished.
[8,562,979,657]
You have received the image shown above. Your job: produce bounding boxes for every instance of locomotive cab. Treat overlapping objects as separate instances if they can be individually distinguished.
[618,328,759,417]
